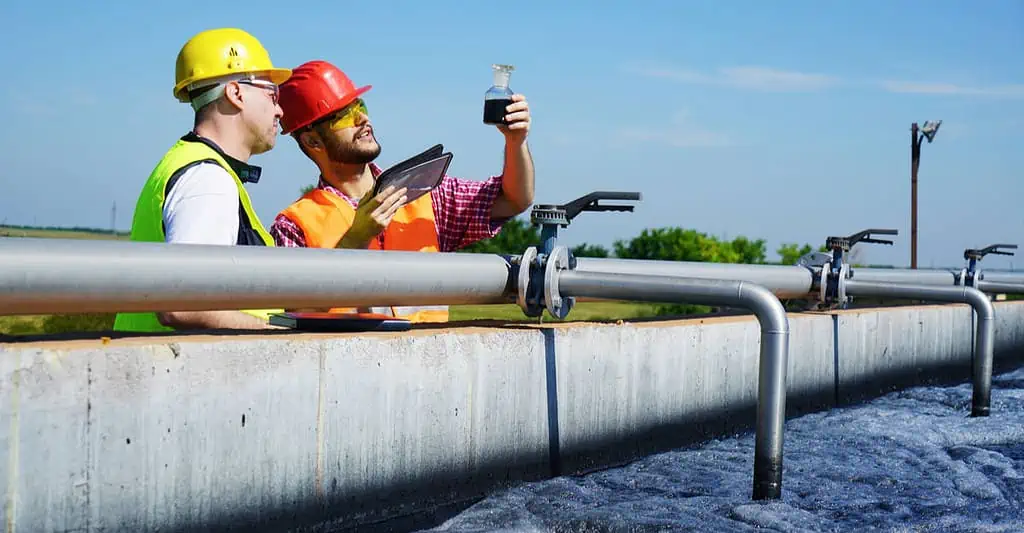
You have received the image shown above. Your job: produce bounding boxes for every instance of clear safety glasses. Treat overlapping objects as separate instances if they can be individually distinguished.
[238,79,280,105]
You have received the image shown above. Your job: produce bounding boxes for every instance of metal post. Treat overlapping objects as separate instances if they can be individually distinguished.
[556,270,790,500]
[911,122,920,270]
[844,280,995,417]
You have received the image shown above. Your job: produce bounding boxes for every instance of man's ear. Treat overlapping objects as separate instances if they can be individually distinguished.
[223,81,245,110]
[299,130,322,151]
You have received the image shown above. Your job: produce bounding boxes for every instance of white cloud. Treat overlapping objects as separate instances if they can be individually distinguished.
[878,80,1024,98]
[628,61,1024,99]
[626,62,840,92]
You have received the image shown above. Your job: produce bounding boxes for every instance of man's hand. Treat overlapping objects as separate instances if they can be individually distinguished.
[337,185,408,249]
[497,94,531,144]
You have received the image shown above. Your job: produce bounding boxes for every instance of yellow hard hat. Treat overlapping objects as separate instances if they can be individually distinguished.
[173,28,292,103]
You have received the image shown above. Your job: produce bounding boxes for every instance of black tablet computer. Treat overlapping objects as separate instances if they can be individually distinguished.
[372,152,453,203]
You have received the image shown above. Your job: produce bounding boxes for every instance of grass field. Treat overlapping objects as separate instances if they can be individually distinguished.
[0,302,673,337]
[0,226,129,240]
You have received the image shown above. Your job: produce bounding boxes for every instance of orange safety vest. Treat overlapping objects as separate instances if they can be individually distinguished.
[279,187,449,323]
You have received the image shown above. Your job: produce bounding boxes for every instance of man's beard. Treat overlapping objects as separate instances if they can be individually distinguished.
[325,133,381,165]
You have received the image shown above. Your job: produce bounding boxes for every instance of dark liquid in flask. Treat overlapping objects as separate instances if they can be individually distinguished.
[483,98,512,125]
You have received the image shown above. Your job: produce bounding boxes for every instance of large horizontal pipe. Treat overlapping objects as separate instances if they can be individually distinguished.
[557,270,790,501]
[573,258,814,299]
[977,281,1024,295]
[0,238,514,315]
[844,279,995,417]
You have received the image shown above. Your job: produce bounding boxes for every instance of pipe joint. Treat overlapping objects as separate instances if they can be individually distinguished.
[516,245,577,320]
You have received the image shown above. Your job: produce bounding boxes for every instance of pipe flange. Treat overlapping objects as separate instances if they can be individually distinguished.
[544,245,575,319]
[517,247,538,314]
[818,262,830,303]
[966,267,981,288]
[837,263,849,305]
[820,261,850,308]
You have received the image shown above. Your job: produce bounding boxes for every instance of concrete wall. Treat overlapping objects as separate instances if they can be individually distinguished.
[3,302,1024,532]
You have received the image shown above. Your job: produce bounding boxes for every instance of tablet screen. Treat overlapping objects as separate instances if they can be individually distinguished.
[374,153,452,203]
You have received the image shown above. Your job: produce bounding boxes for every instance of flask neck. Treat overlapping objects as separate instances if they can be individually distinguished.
[492,70,511,88]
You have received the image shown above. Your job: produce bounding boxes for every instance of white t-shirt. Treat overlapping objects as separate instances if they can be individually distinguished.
[162,163,240,245]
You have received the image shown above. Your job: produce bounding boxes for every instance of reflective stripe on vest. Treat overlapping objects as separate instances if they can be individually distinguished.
[279,187,450,323]
[112,139,281,333]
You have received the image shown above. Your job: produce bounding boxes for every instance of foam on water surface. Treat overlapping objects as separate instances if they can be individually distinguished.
[423,366,1024,532]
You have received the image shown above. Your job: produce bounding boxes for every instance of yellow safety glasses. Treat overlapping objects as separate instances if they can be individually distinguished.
[328,99,369,131]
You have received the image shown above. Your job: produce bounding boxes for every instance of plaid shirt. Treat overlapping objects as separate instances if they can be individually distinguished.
[270,163,505,251]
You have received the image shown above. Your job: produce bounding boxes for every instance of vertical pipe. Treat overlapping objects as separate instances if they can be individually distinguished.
[555,270,790,500]
[843,280,995,416]
[539,225,558,256]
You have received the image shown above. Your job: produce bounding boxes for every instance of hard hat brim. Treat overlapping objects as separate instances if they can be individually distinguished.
[281,84,372,135]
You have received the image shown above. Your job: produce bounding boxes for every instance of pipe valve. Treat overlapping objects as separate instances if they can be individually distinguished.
[962,243,1017,287]
[820,228,899,308]
[518,191,643,319]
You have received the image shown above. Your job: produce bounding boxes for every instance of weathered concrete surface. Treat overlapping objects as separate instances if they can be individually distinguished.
[2,302,1024,532]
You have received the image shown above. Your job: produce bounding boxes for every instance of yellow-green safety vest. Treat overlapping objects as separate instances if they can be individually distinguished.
[112,135,282,332]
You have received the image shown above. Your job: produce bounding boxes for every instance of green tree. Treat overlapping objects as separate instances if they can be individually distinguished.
[728,236,767,264]
[776,243,829,265]
[571,243,610,258]
[612,228,764,264]
[458,217,540,255]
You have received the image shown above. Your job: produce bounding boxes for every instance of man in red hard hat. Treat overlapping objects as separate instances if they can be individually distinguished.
[269,60,535,322]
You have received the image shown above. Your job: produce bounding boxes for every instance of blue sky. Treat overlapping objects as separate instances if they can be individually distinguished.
[1,1,1021,268]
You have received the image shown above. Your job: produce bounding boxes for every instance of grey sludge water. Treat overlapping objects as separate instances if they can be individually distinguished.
[420,366,1024,532]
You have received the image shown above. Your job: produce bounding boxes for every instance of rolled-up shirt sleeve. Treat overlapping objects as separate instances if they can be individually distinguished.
[430,174,506,252]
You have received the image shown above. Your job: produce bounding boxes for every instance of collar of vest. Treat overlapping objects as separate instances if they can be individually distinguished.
[180,132,263,184]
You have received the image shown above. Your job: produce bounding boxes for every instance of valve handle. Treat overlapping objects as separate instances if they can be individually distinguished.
[825,228,899,252]
[531,191,643,226]
[562,191,642,221]
[964,243,1018,261]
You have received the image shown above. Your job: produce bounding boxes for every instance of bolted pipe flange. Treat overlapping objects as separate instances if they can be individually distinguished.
[517,247,544,317]
[544,246,576,319]
[821,261,850,308]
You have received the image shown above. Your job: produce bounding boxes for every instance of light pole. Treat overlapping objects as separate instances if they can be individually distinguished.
[910,120,941,269]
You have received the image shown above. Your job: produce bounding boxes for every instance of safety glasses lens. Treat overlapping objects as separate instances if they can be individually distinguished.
[328,99,368,130]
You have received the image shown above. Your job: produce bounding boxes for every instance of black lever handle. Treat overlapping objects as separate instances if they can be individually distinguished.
[826,228,899,251]
[560,191,643,222]
[964,243,1018,260]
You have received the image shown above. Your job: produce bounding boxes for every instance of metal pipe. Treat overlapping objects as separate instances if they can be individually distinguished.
[977,281,1024,295]
[849,267,958,286]
[980,271,1024,286]
[557,270,790,501]
[844,280,995,417]
[574,258,814,299]
[0,238,514,315]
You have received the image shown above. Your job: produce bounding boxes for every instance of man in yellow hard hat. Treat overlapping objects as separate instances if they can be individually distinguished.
[113,28,291,333]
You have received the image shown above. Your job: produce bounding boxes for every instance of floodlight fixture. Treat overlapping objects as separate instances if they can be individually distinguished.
[920,120,942,143]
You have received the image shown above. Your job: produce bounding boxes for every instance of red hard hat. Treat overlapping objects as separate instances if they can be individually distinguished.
[278,60,371,134]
